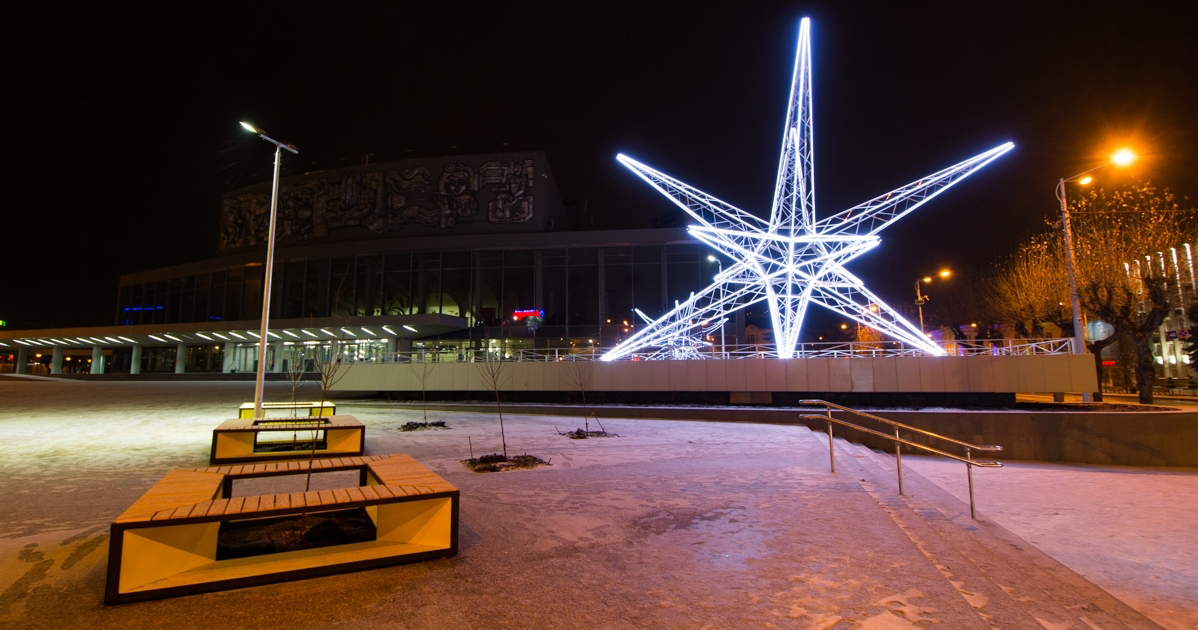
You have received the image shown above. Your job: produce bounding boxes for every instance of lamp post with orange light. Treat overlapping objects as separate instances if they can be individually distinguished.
[1057,149,1137,402]
[914,270,951,335]
[239,122,299,419]
[1056,149,1137,384]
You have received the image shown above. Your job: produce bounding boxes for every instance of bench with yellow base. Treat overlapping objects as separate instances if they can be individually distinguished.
[105,454,458,605]
[238,401,336,418]
[210,414,365,465]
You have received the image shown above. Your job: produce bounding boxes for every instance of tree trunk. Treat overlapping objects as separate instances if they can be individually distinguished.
[1130,332,1157,405]
[1090,350,1106,403]
[494,389,507,459]
[1085,333,1118,403]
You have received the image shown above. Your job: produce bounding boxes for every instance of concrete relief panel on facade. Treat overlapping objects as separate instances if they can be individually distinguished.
[218,158,537,251]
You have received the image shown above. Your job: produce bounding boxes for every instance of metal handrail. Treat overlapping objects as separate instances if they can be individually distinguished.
[371,337,1072,365]
[799,399,1004,453]
[799,399,1003,520]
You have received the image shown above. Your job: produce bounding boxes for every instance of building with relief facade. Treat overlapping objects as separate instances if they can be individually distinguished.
[2,151,727,375]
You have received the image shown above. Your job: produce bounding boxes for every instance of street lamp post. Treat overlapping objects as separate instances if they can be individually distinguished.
[709,255,726,357]
[1056,148,1136,404]
[914,270,950,335]
[240,122,299,419]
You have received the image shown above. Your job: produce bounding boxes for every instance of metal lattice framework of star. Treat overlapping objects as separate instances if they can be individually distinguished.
[601,18,1013,361]
[633,299,727,361]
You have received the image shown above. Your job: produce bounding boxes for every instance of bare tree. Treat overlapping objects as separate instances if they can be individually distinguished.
[304,336,352,491]
[283,346,309,418]
[562,358,597,433]
[475,355,510,459]
[406,353,436,422]
[1069,183,1197,403]
[992,234,1122,400]
[990,237,1063,338]
[995,183,1197,403]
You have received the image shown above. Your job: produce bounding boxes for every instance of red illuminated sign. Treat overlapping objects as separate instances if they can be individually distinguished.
[512,309,544,320]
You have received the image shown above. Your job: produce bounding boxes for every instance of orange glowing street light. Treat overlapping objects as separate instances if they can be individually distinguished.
[914,270,952,334]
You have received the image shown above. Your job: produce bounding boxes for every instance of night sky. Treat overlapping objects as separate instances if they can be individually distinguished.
[8,2,1198,331]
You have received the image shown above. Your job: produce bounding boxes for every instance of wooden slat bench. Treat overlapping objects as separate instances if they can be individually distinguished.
[105,454,458,605]
[238,401,336,419]
[210,414,365,465]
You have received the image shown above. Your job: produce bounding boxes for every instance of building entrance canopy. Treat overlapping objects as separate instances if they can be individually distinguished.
[0,314,467,350]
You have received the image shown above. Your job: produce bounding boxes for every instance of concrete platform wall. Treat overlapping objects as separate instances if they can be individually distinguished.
[332,354,1098,395]
[400,402,1198,467]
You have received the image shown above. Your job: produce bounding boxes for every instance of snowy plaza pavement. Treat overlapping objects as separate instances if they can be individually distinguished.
[0,378,1194,629]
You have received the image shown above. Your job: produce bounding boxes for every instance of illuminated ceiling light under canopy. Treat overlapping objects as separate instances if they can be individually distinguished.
[402,325,418,333]
[601,18,1012,360]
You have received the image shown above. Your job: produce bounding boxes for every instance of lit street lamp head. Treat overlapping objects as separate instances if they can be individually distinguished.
[239,121,299,154]
[1111,148,1136,166]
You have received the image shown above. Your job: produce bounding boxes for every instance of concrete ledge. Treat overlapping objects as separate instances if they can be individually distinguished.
[367,402,1198,467]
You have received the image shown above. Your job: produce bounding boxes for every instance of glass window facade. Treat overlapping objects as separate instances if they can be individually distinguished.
[116,243,712,348]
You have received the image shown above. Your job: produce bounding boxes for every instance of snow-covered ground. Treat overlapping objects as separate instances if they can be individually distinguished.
[0,377,1192,629]
[903,455,1198,630]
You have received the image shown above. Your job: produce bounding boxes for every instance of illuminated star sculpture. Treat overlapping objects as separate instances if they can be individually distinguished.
[634,300,727,361]
[601,18,1013,361]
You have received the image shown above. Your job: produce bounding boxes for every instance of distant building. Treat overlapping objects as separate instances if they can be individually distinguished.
[1,152,726,374]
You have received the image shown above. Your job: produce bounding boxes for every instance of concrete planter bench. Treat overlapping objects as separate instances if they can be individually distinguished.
[210,414,365,465]
[238,401,336,418]
[105,454,458,605]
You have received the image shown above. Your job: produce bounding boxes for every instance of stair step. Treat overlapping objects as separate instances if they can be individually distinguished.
[831,437,1057,628]
[830,436,1163,629]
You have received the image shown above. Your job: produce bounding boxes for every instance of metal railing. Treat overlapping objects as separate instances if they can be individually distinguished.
[374,338,1071,364]
[799,399,1003,520]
